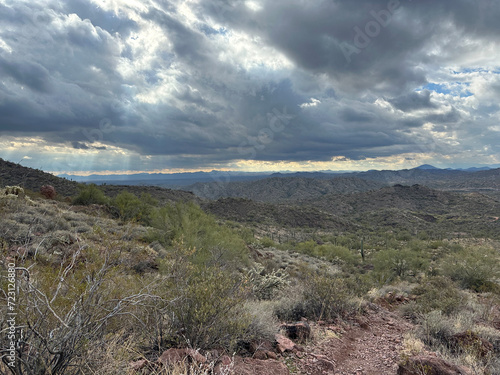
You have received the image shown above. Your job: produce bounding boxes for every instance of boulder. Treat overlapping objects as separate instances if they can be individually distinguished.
[398,354,470,375]
[275,334,296,353]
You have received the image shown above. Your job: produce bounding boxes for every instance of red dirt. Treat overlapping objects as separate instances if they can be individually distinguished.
[293,304,414,375]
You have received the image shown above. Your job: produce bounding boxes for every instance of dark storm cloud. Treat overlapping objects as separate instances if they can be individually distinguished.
[0,56,52,93]
[198,0,500,96]
[1,0,499,171]
[387,91,436,112]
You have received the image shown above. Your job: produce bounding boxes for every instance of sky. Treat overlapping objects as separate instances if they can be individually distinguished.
[1,0,500,175]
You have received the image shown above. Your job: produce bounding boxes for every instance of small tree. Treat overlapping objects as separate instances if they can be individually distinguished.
[72,184,108,206]
[112,191,142,222]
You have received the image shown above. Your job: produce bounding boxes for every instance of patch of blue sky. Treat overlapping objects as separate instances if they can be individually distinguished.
[417,82,473,98]
[422,83,451,94]
[198,24,228,37]
[451,67,500,75]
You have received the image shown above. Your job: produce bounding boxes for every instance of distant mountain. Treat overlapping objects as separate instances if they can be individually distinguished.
[58,170,270,186]
[413,164,440,170]
[186,176,385,202]
[340,167,500,197]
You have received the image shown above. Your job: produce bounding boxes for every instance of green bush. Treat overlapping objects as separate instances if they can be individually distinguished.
[260,236,277,248]
[275,271,359,322]
[314,244,358,266]
[418,310,455,348]
[151,201,249,267]
[112,191,142,221]
[412,276,465,316]
[293,241,358,267]
[72,184,109,206]
[373,248,429,282]
[442,246,500,293]
[160,264,251,351]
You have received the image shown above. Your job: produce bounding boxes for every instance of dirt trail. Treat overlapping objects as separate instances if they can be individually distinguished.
[295,304,414,375]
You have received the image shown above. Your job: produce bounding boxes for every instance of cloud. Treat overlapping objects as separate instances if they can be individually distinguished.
[0,0,499,172]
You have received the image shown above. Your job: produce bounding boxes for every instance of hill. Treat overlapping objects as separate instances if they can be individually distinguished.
[304,184,500,237]
[0,158,80,195]
[201,197,354,231]
[0,158,199,203]
[186,176,384,202]
[346,167,500,196]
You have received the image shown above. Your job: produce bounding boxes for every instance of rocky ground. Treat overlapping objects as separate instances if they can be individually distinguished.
[292,303,413,375]
[130,301,482,374]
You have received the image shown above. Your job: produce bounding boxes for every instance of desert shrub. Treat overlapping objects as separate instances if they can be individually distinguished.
[412,276,465,316]
[373,248,429,282]
[315,244,358,266]
[396,230,412,241]
[0,245,154,374]
[40,185,56,199]
[275,270,359,322]
[444,242,464,253]
[304,273,360,321]
[295,240,316,255]
[112,190,142,222]
[260,236,277,248]
[151,202,249,267]
[243,300,280,342]
[246,263,288,300]
[442,246,500,293]
[157,262,251,351]
[72,184,109,206]
[293,241,358,267]
[418,310,455,348]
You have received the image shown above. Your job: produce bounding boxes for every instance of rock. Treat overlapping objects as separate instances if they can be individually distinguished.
[275,334,296,353]
[281,322,312,342]
[312,354,335,371]
[233,357,290,375]
[40,185,56,199]
[398,355,470,375]
[157,348,206,367]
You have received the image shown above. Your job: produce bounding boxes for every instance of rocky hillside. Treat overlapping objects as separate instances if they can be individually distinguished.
[185,167,500,201]
[201,197,354,231]
[0,158,80,195]
[307,184,500,216]
[0,158,199,203]
[203,184,500,238]
[186,176,384,202]
[347,167,500,194]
